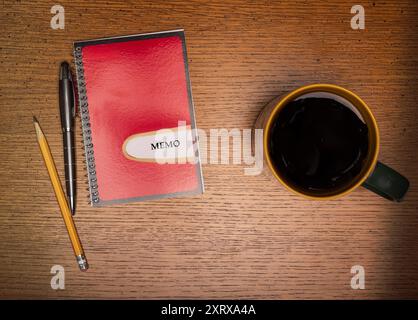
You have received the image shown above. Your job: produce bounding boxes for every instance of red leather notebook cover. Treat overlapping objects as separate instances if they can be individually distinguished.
[74,30,203,206]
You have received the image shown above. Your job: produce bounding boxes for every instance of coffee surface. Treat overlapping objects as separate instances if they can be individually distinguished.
[269,95,369,194]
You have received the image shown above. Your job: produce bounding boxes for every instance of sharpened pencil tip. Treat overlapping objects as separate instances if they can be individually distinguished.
[33,116,42,138]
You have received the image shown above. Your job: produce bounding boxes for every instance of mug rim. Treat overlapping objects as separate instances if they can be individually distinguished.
[263,84,380,200]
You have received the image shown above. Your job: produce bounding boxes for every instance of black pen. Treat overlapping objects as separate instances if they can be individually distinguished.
[59,61,76,215]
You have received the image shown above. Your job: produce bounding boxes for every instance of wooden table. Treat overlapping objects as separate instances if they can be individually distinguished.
[1,0,417,299]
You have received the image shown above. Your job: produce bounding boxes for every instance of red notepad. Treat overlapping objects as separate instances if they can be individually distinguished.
[74,30,204,206]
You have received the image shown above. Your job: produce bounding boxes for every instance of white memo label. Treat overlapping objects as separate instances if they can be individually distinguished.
[123,125,197,164]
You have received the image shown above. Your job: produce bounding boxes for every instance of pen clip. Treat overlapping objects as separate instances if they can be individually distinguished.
[70,71,77,119]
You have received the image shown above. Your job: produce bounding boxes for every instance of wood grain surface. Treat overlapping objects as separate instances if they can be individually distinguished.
[1,0,417,299]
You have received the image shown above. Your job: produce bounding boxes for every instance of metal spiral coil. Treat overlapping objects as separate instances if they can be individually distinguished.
[73,46,100,205]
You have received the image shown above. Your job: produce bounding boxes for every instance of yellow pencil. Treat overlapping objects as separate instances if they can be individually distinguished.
[33,117,88,271]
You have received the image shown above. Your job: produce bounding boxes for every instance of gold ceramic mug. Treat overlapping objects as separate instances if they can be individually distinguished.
[255,84,409,201]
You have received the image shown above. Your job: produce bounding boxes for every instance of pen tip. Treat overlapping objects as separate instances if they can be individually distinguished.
[69,196,76,216]
[33,116,38,123]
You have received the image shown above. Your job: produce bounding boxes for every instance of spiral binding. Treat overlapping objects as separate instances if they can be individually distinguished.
[73,46,100,205]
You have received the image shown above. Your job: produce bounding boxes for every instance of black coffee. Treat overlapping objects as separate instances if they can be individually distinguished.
[269,94,369,195]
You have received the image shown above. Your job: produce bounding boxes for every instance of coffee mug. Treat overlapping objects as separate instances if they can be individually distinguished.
[255,84,409,201]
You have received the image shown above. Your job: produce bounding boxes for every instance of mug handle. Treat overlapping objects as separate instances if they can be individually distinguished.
[362,161,409,202]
